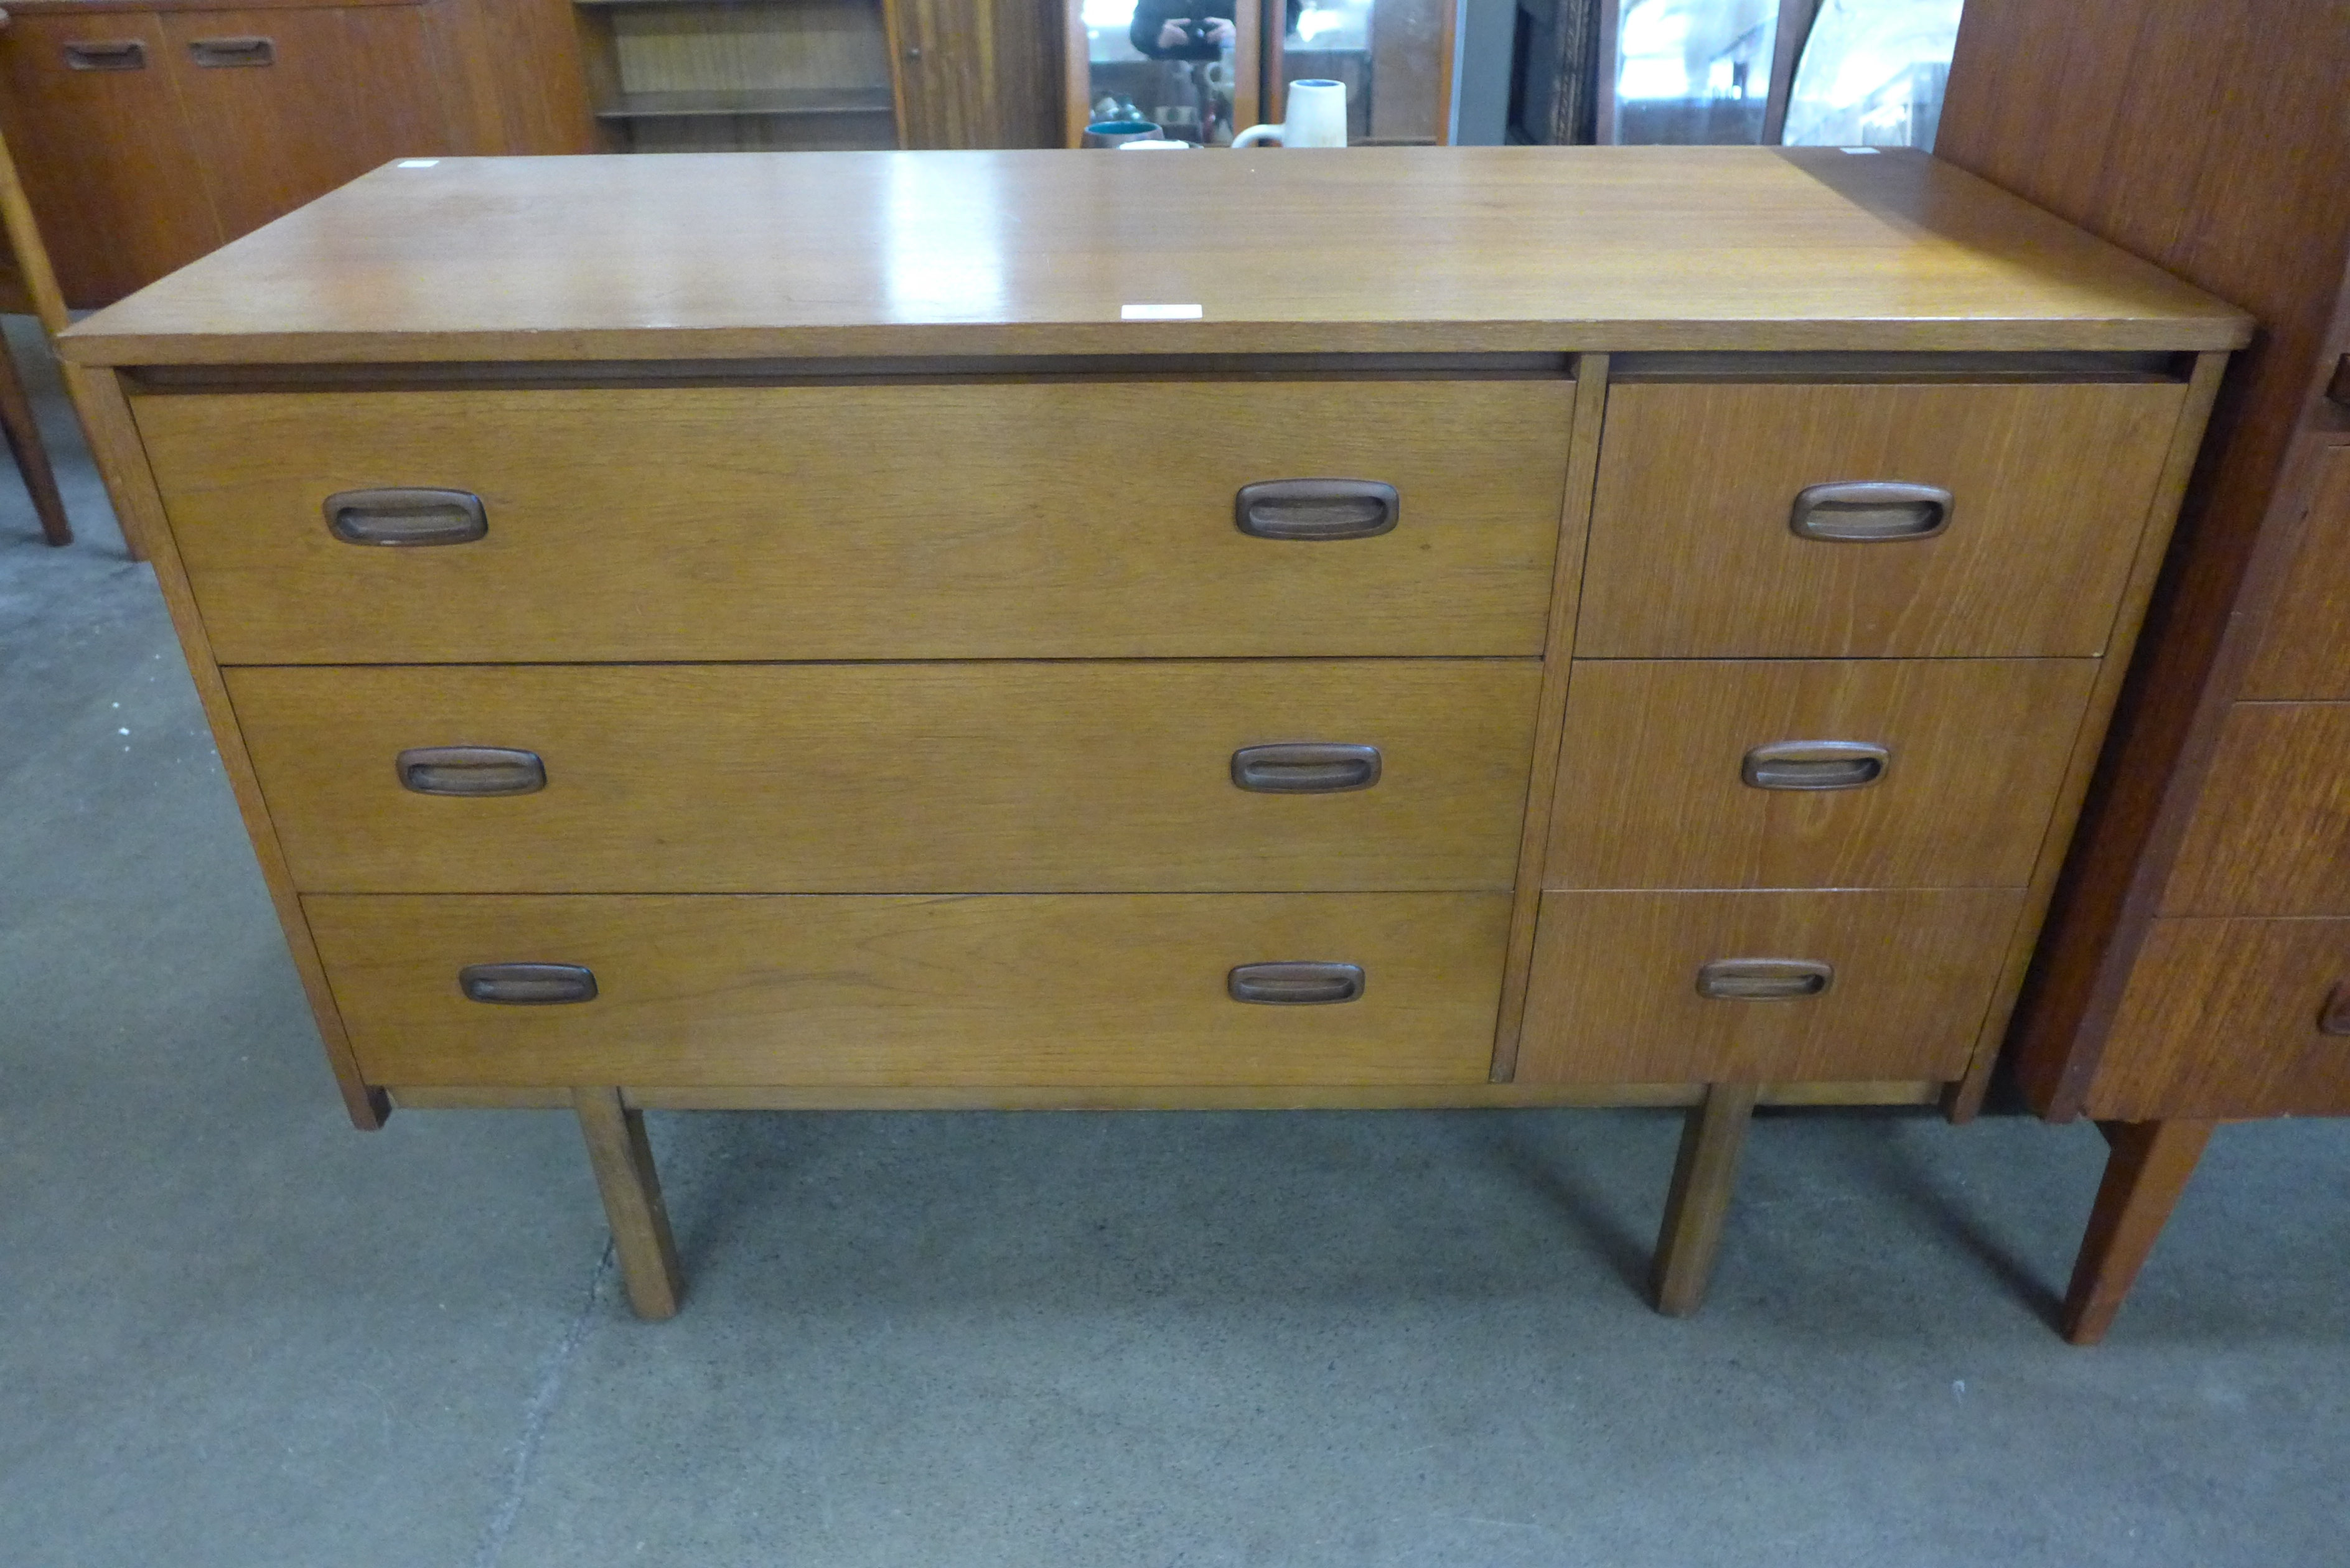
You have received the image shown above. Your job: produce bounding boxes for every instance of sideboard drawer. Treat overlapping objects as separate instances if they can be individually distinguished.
[2095,917,2350,1121]
[1516,888,2024,1083]
[1545,658,2094,889]
[136,380,1574,663]
[306,892,1512,1087]
[1576,380,2187,656]
[230,660,1541,894]
[2163,701,2350,916]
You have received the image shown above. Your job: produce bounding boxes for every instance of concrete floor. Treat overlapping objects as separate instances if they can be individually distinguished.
[4,315,2348,1567]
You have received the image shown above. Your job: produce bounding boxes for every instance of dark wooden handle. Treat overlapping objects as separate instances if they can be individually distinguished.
[459,963,596,1005]
[1228,961,1365,1004]
[1230,743,1382,793]
[396,746,546,796]
[1789,481,1952,541]
[62,39,146,70]
[1696,958,1833,1001]
[1741,740,1889,791]
[325,487,487,546]
[189,35,274,67]
[1235,479,1399,540]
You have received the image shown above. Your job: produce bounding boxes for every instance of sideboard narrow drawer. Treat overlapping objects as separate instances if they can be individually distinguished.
[2094,917,2350,1121]
[135,379,1574,663]
[1516,888,2024,1083]
[306,892,1512,1088]
[1545,658,2094,889]
[1576,380,2187,656]
[230,660,1540,894]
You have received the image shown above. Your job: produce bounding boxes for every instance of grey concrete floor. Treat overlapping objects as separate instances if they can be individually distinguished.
[3,314,2348,1566]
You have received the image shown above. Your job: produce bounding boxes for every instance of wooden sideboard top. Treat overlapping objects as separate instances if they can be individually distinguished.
[58,147,2249,366]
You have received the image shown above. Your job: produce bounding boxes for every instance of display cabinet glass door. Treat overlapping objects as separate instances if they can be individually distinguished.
[1065,0,1261,145]
[1264,0,1457,145]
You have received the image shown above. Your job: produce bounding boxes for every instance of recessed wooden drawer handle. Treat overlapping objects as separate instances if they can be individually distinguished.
[396,746,546,796]
[1696,958,1833,1001]
[1741,740,1889,791]
[63,39,146,70]
[1230,742,1382,793]
[457,963,597,1005]
[1789,482,1952,541]
[2320,982,2350,1035]
[1228,961,1365,1004]
[1235,479,1399,541]
[2326,353,2350,409]
[189,35,273,67]
[325,487,487,546]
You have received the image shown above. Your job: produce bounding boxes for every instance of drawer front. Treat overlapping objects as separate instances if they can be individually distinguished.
[2095,917,2350,1121]
[136,380,1573,663]
[2164,701,2350,916]
[231,661,1540,894]
[2244,444,2350,698]
[306,892,1512,1087]
[1516,889,2024,1083]
[1545,658,2094,889]
[1576,380,2186,656]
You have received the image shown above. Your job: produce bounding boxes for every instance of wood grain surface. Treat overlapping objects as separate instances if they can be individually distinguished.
[1575,379,2189,656]
[2162,701,2350,916]
[55,147,2248,366]
[1544,658,2095,890]
[305,892,1512,1086]
[136,379,1571,662]
[2244,444,2350,699]
[160,7,458,243]
[1517,887,2024,1084]
[228,660,1540,893]
[0,12,222,306]
[2092,917,2350,1120]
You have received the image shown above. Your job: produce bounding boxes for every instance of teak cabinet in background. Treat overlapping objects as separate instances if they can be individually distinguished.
[59,148,2242,1323]
[0,0,596,307]
[1939,0,2350,1343]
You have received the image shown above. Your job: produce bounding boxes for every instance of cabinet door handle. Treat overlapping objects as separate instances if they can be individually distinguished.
[1789,481,1952,541]
[1235,479,1399,541]
[1231,742,1381,793]
[63,39,147,70]
[324,487,487,546]
[396,746,546,796]
[458,963,597,1005]
[2325,353,2350,409]
[189,35,274,67]
[1228,961,1365,1004]
[1696,958,1833,1001]
[2319,981,2350,1035]
[1741,740,1889,791]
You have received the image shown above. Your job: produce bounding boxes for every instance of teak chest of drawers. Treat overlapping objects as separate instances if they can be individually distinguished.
[59,147,2247,1320]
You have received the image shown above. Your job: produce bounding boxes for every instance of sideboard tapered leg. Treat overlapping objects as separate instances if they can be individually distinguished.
[1652,1082,1758,1317]
[2061,1118,2212,1345]
[573,1086,683,1320]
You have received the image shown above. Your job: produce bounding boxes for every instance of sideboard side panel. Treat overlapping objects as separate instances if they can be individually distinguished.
[101,376,386,1128]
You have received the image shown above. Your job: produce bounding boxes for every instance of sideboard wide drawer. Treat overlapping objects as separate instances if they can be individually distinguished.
[1546,658,2095,889]
[136,380,1573,663]
[1517,888,2024,1083]
[1576,380,2187,656]
[2164,701,2350,916]
[306,892,1511,1087]
[230,660,1540,893]
[2095,917,2350,1121]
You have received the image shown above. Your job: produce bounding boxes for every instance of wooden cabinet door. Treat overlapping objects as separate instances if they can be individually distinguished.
[887,0,1059,148]
[0,13,222,308]
[161,4,458,243]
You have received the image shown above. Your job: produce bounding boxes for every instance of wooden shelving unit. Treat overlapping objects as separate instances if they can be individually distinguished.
[575,0,901,152]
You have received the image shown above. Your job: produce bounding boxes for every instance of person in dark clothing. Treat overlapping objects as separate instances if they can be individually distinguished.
[1129,0,1238,60]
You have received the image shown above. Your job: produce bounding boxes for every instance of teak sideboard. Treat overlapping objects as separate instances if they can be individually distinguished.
[1938,0,2350,1344]
[58,149,2246,1320]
